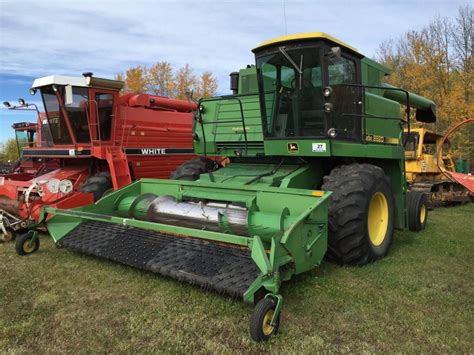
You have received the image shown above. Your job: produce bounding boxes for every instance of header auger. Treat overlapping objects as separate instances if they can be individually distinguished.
[21,32,436,341]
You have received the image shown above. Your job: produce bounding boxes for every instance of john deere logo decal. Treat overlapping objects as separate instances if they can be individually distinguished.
[288,142,299,153]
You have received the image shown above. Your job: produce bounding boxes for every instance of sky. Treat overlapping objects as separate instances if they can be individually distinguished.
[0,0,468,142]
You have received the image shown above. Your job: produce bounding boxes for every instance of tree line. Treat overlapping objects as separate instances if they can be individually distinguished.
[0,139,19,164]
[115,62,218,100]
[377,4,473,159]
[2,7,472,162]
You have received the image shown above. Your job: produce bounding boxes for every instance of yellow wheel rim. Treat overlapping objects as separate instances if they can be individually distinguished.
[368,192,389,246]
[262,309,274,336]
[23,239,35,253]
[2,231,13,242]
[420,204,426,224]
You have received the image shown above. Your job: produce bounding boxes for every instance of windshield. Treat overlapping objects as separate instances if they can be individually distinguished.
[403,132,419,152]
[403,132,419,159]
[256,45,324,138]
[41,85,90,144]
[42,86,72,144]
[15,129,36,153]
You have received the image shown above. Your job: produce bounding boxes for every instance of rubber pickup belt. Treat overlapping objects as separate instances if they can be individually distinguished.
[58,221,260,298]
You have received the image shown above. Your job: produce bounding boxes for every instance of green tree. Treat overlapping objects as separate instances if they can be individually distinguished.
[3,138,19,162]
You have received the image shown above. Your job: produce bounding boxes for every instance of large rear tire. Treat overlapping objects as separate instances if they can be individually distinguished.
[171,157,218,181]
[80,172,112,201]
[321,163,395,265]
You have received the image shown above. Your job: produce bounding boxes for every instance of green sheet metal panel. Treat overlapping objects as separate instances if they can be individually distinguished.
[364,92,401,140]
[194,93,266,156]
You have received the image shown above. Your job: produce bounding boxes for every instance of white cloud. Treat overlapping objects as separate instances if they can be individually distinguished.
[0,0,468,91]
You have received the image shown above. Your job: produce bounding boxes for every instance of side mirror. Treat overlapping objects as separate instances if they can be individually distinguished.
[65,85,73,106]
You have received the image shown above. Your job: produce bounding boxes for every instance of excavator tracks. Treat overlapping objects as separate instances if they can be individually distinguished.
[411,181,471,207]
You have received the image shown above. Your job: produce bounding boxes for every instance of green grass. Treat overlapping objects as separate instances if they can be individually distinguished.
[1,204,473,353]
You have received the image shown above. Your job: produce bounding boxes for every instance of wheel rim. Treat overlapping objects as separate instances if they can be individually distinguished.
[368,192,389,246]
[262,309,274,336]
[419,204,426,224]
[23,239,35,253]
[2,231,13,242]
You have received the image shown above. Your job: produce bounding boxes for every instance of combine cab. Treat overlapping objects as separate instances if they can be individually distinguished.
[22,33,437,340]
[404,124,473,206]
[5,119,56,176]
[0,121,38,175]
[0,73,196,241]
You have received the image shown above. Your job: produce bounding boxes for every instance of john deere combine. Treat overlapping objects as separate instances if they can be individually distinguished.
[19,32,436,341]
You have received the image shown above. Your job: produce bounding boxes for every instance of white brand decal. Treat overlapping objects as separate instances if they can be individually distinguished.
[141,148,166,155]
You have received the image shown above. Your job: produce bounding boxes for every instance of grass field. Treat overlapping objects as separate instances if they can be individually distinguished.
[1,204,473,353]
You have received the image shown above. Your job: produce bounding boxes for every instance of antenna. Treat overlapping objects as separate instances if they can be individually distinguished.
[283,0,287,35]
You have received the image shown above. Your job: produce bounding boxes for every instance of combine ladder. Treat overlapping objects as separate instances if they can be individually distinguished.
[105,146,132,189]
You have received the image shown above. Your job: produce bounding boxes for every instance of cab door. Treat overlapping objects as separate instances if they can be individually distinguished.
[89,89,117,143]
[324,52,362,140]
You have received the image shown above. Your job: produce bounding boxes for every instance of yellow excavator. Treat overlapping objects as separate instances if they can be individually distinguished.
[404,120,473,206]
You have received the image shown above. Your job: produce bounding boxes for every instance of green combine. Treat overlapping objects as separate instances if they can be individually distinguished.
[20,32,436,341]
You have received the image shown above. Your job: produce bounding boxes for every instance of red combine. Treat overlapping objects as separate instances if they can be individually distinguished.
[0,73,196,241]
[6,119,57,176]
[0,121,38,174]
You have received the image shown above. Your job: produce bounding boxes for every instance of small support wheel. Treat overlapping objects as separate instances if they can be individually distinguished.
[15,232,40,256]
[250,297,280,342]
[407,191,428,231]
[1,229,16,242]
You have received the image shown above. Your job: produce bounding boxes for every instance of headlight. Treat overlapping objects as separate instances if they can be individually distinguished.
[59,179,73,194]
[46,179,60,193]
[323,86,333,98]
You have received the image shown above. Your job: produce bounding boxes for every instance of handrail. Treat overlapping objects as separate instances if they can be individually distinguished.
[197,94,257,156]
[340,83,411,146]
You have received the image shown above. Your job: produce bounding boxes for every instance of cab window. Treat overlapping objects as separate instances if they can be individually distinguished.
[64,87,90,143]
[96,93,114,140]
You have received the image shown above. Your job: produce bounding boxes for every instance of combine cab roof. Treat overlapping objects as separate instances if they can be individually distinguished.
[253,31,359,53]
[32,75,124,91]
[32,75,89,88]
[11,122,37,130]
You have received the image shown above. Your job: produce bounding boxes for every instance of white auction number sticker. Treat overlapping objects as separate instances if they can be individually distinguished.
[312,142,327,153]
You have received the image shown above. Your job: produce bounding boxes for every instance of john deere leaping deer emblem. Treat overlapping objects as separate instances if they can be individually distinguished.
[287,142,299,153]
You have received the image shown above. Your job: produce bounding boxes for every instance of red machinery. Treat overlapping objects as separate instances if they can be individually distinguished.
[0,121,38,174]
[0,73,196,241]
[437,118,474,193]
[5,119,57,176]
